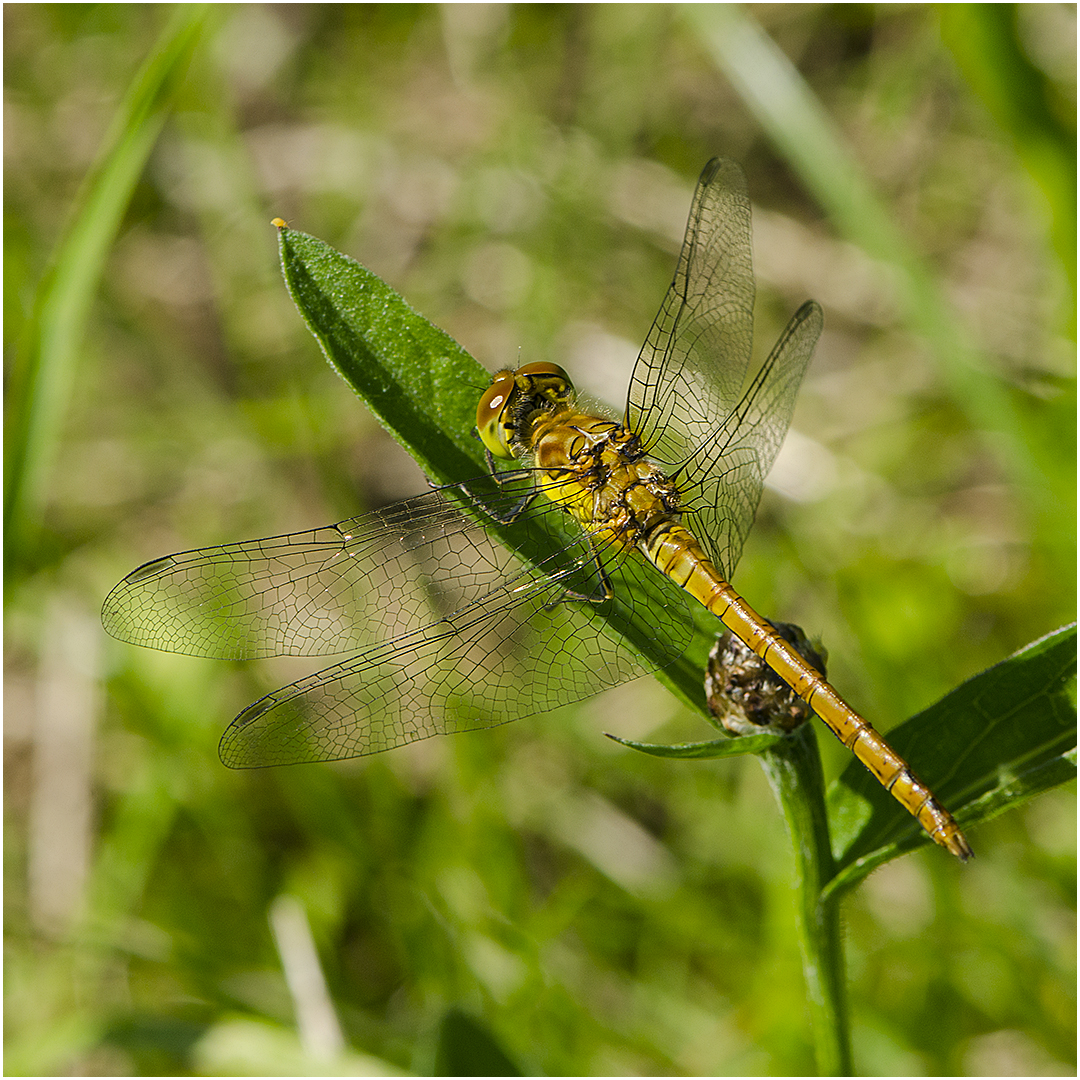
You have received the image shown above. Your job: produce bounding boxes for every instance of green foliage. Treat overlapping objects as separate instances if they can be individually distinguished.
[432,1008,523,1077]
[5,5,1074,1077]
[829,624,1077,880]
[617,625,1078,882]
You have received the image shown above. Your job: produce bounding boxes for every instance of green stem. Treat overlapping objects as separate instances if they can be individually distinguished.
[758,724,851,1076]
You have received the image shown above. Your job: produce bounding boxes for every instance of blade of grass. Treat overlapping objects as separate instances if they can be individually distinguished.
[685,5,1050,505]
[4,5,211,571]
[939,4,1076,306]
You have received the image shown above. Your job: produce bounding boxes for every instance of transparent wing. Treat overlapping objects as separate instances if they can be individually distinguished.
[626,158,755,465]
[102,491,516,661]
[218,546,686,766]
[625,157,822,579]
[678,301,823,579]
[103,484,694,766]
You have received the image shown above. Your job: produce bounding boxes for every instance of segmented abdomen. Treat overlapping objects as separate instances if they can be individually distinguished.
[643,519,972,861]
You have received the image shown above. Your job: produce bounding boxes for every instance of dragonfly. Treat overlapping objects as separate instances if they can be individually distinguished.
[102,158,972,861]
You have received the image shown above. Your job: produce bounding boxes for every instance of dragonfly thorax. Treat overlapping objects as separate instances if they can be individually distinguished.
[528,408,684,555]
[477,362,575,460]
[478,362,687,555]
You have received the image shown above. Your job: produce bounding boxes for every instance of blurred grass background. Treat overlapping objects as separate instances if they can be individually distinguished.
[4,4,1074,1075]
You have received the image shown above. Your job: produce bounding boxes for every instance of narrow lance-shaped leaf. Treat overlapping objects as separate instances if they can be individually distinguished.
[826,623,1076,892]
[605,731,784,759]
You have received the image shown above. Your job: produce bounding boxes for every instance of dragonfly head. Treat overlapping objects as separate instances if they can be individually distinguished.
[477,362,574,459]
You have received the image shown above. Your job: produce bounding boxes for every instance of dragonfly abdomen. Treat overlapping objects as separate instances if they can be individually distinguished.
[642,518,973,861]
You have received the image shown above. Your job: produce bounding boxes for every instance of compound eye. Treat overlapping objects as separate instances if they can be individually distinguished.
[476,370,517,459]
[515,362,572,393]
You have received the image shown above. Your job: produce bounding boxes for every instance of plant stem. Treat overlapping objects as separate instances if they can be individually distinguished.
[758,724,851,1076]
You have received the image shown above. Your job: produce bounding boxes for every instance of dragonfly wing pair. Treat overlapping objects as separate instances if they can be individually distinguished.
[102,487,693,765]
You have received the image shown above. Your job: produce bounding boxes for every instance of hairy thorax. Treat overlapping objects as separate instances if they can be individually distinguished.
[527,409,682,552]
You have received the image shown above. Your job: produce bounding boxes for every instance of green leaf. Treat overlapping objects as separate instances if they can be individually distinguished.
[605,731,784,759]
[826,623,1076,893]
[277,228,487,485]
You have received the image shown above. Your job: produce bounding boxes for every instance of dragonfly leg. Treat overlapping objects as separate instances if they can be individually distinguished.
[475,448,537,522]
[541,535,616,609]
[587,536,616,601]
